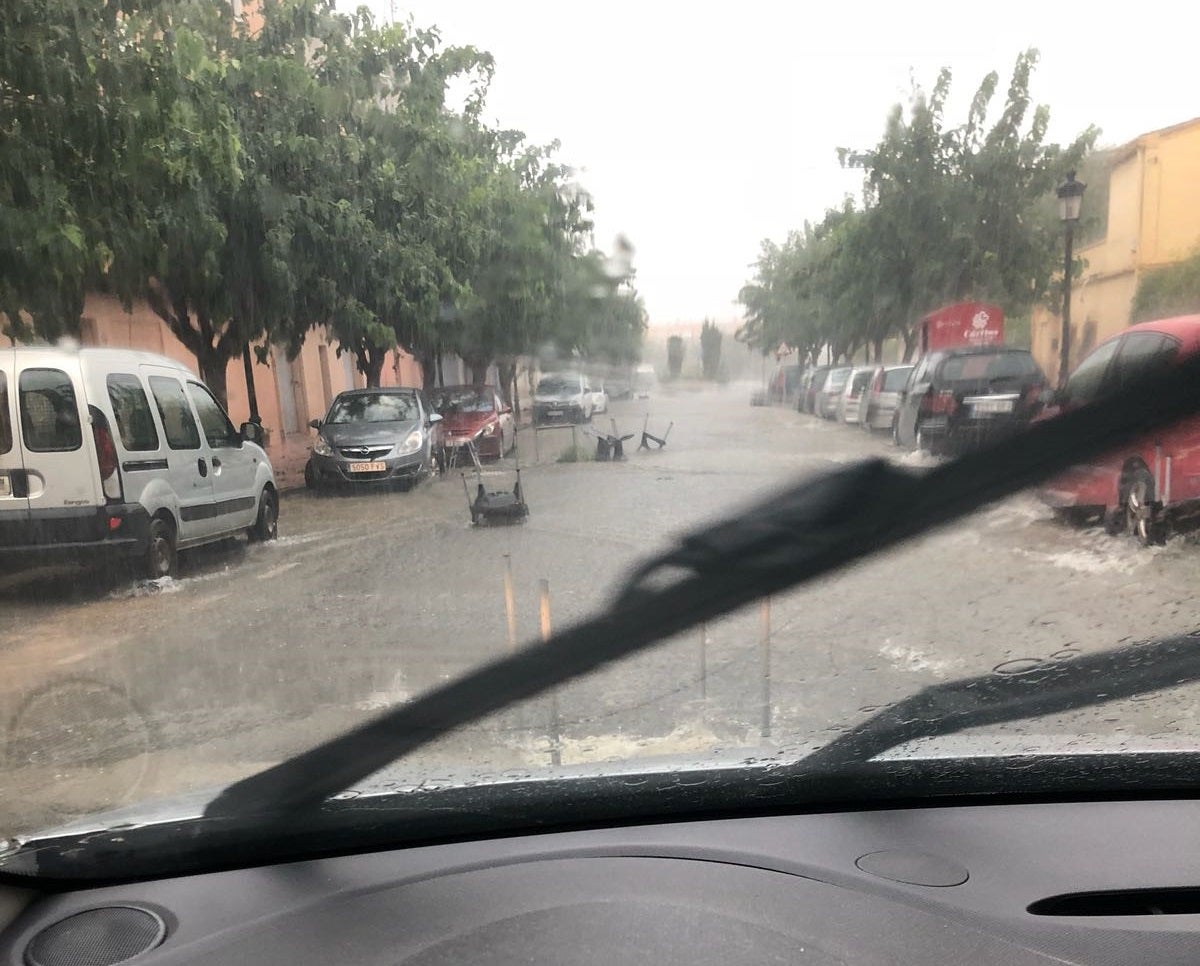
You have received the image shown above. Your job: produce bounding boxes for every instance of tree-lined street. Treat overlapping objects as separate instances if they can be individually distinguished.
[4,385,1199,836]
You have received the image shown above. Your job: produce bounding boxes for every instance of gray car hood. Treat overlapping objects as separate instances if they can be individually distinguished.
[321,420,421,447]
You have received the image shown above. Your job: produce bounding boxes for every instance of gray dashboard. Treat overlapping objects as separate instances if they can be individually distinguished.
[5,798,1200,965]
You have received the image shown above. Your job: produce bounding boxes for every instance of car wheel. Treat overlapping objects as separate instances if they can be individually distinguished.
[1124,467,1165,546]
[304,460,319,490]
[143,516,177,580]
[249,487,279,542]
[915,423,940,455]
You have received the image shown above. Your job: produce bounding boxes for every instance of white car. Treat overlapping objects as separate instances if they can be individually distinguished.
[532,372,595,425]
[590,383,609,414]
[1,345,277,580]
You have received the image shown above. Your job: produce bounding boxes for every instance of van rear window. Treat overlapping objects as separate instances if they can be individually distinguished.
[19,368,82,453]
[0,372,11,454]
[106,374,160,451]
[883,368,912,391]
[940,352,1037,383]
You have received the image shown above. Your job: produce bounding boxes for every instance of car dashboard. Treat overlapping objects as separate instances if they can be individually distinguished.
[3,798,1200,965]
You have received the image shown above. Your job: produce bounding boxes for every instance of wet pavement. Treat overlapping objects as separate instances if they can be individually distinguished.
[3,382,1200,834]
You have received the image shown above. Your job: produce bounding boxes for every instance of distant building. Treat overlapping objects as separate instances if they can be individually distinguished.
[1032,116,1200,383]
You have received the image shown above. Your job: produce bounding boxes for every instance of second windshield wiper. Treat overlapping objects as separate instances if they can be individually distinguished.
[205,352,1200,818]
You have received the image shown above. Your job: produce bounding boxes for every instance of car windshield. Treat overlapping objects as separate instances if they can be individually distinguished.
[4,0,1200,883]
[537,376,578,395]
[327,393,418,424]
[431,388,494,414]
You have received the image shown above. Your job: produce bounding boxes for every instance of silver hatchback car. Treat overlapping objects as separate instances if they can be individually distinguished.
[305,388,443,490]
[861,364,915,432]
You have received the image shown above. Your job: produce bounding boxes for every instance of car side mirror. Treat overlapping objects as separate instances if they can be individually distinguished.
[240,421,265,447]
[308,418,321,430]
[427,412,444,425]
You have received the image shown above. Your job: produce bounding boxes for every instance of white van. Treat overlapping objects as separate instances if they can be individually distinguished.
[0,346,277,578]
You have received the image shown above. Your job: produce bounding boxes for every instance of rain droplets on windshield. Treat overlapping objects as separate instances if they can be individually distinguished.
[2,0,1200,845]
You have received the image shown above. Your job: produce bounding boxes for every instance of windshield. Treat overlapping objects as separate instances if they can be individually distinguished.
[326,393,418,424]
[4,0,1200,881]
[431,388,495,414]
[536,376,579,395]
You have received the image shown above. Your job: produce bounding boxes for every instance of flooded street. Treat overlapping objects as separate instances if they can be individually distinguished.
[3,383,1199,835]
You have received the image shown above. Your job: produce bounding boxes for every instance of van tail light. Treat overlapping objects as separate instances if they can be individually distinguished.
[89,406,123,503]
[921,389,958,416]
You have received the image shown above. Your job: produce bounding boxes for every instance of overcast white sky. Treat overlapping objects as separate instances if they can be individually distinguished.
[354,0,1198,326]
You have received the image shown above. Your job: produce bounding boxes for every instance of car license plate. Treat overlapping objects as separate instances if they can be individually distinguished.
[0,475,9,497]
[971,398,1014,415]
[348,461,387,473]
[547,410,563,417]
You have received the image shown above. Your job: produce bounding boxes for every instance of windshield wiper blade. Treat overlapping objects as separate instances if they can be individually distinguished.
[801,630,1200,771]
[204,352,1200,818]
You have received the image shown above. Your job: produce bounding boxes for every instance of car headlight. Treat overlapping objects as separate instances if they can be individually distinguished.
[397,429,423,456]
[475,423,497,438]
[313,436,333,457]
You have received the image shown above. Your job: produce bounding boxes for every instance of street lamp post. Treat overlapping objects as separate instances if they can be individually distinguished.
[1056,170,1087,387]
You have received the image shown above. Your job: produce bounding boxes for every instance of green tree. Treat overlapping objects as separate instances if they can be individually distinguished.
[667,335,684,379]
[840,49,1097,358]
[1,0,144,340]
[700,319,722,379]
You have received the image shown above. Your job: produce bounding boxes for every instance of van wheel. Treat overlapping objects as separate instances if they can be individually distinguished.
[249,487,279,542]
[143,517,177,580]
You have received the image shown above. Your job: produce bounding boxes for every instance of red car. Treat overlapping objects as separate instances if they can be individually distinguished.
[1037,314,1200,544]
[429,385,516,461]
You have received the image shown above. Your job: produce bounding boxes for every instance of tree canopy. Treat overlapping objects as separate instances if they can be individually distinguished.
[1,0,645,404]
[737,50,1097,363]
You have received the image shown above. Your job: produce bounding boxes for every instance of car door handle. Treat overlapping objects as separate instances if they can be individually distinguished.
[197,457,208,478]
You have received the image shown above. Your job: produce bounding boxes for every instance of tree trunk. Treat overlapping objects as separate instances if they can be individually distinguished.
[466,355,490,387]
[901,327,919,362]
[497,360,517,410]
[413,347,436,391]
[358,343,385,388]
[197,345,230,411]
[872,338,884,363]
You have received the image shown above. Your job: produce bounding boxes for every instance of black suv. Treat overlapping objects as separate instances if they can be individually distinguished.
[892,346,1047,455]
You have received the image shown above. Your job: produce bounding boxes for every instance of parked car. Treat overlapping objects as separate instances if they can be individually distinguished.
[429,385,515,461]
[893,346,1046,455]
[815,366,852,419]
[800,365,832,413]
[305,388,442,491]
[633,364,658,399]
[590,382,609,415]
[0,346,277,579]
[836,368,875,424]
[1036,314,1200,544]
[860,364,914,432]
[605,375,632,400]
[533,372,594,424]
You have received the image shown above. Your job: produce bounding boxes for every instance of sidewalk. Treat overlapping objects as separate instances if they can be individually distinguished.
[265,434,312,493]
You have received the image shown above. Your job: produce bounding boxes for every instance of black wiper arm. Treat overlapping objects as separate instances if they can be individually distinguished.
[204,352,1200,818]
[802,630,1200,770]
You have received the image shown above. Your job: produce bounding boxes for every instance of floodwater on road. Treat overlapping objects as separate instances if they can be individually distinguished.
[3,382,1200,835]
